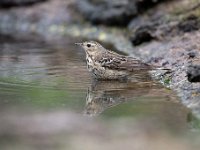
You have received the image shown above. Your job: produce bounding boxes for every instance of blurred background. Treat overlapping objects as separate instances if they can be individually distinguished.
[0,0,200,150]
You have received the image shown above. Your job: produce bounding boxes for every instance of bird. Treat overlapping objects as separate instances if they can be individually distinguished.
[75,41,167,80]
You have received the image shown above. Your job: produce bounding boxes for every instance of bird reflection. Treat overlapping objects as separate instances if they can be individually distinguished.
[84,80,166,116]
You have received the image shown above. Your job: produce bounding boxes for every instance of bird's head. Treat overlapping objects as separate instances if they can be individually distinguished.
[75,41,105,55]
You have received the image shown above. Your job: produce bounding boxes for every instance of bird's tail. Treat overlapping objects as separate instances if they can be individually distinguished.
[151,66,172,74]
[151,64,171,71]
[155,67,171,71]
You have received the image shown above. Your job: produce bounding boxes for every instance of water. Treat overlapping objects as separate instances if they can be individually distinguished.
[0,36,199,150]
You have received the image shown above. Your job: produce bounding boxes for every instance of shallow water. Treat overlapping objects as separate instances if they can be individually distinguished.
[0,36,199,150]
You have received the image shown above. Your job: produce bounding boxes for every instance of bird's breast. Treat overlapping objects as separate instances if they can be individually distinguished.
[86,55,95,71]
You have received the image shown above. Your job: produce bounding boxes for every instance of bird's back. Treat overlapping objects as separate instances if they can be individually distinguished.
[94,50,153,72]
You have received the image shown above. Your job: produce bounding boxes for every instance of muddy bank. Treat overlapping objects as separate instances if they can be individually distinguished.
[0,0,200,118]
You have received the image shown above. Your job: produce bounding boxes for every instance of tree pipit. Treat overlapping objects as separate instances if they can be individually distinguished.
[76,41,168,80]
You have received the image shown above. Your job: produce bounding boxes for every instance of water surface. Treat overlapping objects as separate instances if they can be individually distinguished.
[0,36,198,150]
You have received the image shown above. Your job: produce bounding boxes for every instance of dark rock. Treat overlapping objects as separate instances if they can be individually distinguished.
[187,65,200,82]
[178,15,200,33]
[130,25,156,45]
[129,15,200,45]
[136,0,170,12]
[75,0,137,26]
[128,10,200,46]
[187,51,197,59]
[0,0,47,7]
[75,0,171,26]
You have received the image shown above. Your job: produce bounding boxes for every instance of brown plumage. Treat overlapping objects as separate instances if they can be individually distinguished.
[96,50,152,71]
[76,41,157,80]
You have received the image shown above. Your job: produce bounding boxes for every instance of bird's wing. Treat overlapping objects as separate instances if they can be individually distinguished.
[96,52,152,71]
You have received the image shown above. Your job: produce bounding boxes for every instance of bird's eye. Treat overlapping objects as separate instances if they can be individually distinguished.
[87,44,91,48]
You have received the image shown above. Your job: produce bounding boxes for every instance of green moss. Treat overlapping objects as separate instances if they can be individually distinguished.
[164,78,171,85]
[159,74,172,88]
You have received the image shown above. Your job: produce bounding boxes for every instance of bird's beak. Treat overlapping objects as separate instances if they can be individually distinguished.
[75,43,83,46]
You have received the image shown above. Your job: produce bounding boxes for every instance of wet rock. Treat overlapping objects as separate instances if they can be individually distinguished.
[0,0,47,7]
[187,65,200,82]
[75,0,171,26]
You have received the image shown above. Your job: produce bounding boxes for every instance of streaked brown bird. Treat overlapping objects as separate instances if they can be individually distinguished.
[76,41,166,80]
